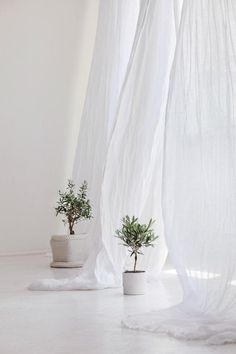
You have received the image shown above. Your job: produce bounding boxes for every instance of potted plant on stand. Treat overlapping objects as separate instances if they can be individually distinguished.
[115,215,158,295]
[50,180,92,268]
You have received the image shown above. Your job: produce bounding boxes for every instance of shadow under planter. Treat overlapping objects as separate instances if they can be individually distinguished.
[50,234,87,268]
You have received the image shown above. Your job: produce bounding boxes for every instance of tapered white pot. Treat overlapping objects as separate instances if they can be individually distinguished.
[50,234,86,268]
[122,271,146,295]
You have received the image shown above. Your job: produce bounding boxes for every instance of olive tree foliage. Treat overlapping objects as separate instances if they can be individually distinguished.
[55,180,92,235]
[115,216,158,272]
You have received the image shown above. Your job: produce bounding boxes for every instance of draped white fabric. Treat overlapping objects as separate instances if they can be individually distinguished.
[124,0,236,345]
[30,0,236,344]
[100,0,181,281]
[30,0,139,290]
[30,0,178,290]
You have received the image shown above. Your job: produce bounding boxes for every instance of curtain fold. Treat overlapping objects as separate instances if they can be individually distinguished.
[69,0,140,288]
[124,0,236,345]
[100,0,181,281]
[30,0,178,291]
[30,0,140,290]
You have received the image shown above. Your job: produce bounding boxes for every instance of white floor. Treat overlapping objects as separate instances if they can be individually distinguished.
[0,255,235,354]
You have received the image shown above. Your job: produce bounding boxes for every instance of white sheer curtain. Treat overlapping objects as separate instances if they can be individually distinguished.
[124,0,236,345]
[100,0,181,281]
[30,0,236,344]
[69,0,140,288]
[30,0,179,290]
[31,0,178,290]
[30,0,139,290]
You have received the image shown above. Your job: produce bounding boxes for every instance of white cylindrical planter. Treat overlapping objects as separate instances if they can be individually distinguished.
[122,271,146,295]
[50,234,86,268]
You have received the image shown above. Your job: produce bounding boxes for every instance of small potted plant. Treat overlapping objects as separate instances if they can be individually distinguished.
[115,215,158,295]
[50,180,92,268]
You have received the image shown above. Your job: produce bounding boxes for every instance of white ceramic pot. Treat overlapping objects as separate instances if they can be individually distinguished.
[122,271,146,295]
[50,234,86,268]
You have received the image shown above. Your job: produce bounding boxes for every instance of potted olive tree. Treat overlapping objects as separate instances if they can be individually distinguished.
[50,180,92,268]
[115,216,158,295]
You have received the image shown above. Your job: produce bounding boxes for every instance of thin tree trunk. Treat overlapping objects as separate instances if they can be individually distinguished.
[134,252,137,272]
[69,222,75,235]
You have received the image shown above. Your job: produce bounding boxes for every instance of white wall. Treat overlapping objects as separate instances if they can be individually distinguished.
[0,0,99,254]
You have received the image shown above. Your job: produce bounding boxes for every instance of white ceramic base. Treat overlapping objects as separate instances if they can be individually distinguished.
[50,261,83,268]
[50,234,86,267]
[123,271,146,295]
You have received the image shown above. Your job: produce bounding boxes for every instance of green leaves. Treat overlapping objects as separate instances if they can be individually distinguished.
[115,215,158,272]
[55,180,92,235]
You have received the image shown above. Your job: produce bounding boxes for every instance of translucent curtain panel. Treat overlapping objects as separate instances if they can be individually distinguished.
[30,0,178,290]
[124,0,236,344]
[70,0,139,288]
[100,0,181,281]
[30,0,139,290]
